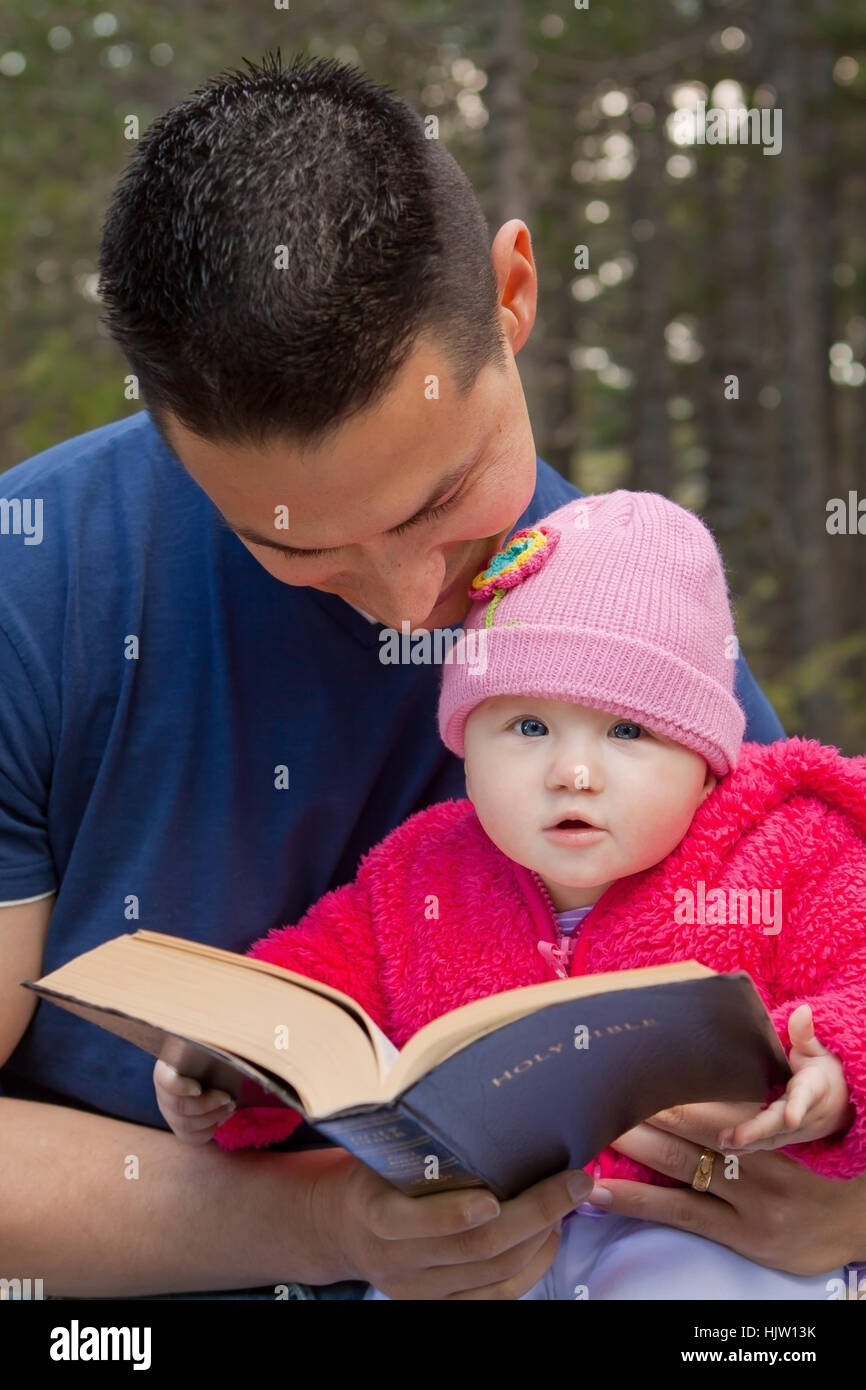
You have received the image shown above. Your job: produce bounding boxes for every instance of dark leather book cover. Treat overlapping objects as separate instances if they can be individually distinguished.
[316,973,790,1199]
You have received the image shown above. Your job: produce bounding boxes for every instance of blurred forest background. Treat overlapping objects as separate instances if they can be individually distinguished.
[1,0,864,749]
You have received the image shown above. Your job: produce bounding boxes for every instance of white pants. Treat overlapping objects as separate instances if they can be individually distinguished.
[364,1207,847,1301]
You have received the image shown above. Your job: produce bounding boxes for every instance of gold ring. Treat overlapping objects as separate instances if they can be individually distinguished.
[691,1147,717,1192]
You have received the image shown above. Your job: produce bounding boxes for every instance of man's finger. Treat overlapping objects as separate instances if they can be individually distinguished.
[429,1167,591,1263]
[643,1099,763,1148]
[445,1227,562,1301]
[587,1176,743,1247]
[608,1121,732,1196]
[361,1165,591,1258]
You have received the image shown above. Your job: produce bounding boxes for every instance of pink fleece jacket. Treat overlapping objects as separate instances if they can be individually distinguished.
[214,737,866,1185]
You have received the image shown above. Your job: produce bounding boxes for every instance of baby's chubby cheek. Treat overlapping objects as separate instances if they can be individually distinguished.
[479,802,532,860]
[617,796,703,873]
[464,765,527,855]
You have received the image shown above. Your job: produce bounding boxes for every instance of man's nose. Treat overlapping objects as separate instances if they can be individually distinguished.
[357,551,448,629]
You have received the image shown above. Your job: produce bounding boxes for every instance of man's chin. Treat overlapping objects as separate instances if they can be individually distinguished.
[358,593,470,631]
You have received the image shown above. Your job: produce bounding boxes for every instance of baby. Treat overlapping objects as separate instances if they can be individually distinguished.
[155,490,866,1300]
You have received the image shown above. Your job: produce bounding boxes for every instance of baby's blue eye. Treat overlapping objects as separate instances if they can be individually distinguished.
[611,721,642,739]
[516,718,548,737]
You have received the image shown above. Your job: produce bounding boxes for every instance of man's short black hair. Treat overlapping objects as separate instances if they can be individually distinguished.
[97,49,508,448]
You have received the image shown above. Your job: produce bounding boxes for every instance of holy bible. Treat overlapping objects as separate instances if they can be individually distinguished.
[24,930,790,1200]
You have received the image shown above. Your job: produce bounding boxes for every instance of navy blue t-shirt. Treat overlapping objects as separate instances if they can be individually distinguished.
[0,411,784,1128]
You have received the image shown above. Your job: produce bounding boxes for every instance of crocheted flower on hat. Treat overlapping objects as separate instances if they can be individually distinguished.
[468,525,560,602]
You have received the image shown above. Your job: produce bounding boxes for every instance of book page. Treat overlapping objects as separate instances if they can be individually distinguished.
[29,934,388,1115]
[132,930,399,1080]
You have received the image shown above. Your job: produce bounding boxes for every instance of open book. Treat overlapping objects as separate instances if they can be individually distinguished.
[24,930,790,1199]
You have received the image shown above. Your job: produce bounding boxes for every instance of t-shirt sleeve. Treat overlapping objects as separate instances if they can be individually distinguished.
[735,650,786,743]
[0,618,57,902]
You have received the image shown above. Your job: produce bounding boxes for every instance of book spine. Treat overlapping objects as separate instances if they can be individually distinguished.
[312,1106,486,1197]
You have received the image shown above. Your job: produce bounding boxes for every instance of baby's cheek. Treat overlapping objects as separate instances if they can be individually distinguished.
[612,816,676,874]
[637,801,694,861]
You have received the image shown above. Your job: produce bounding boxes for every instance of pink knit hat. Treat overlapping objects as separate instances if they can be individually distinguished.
[437,491,745,777]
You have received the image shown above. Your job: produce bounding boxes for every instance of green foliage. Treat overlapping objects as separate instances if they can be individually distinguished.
[1,0,864,747]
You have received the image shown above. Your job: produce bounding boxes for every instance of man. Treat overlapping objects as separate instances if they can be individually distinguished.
[1,52,863,1301]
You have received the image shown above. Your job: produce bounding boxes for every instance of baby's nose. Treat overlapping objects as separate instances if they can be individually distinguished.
[570,761,593,791]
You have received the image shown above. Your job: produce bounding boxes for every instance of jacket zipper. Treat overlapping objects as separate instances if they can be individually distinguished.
[529,868,560,935]
[526,867,594,979]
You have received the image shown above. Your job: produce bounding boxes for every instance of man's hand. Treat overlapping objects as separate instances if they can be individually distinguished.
[312,1153,593,1299]
[586,1098,864,1276]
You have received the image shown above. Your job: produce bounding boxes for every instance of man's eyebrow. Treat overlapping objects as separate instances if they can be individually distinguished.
[225,454,479,556]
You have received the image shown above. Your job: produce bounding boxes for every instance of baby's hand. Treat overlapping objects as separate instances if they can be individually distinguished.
[717,1004,854,1154]
[153,1058,237,1145]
